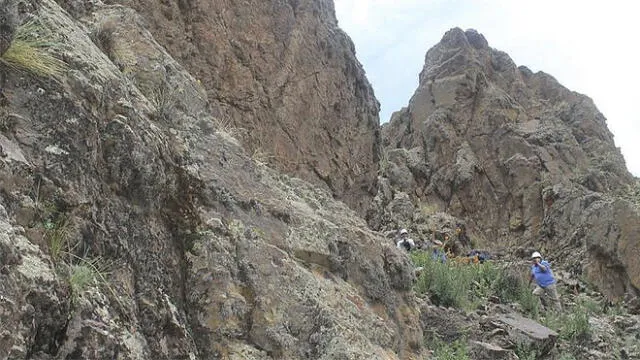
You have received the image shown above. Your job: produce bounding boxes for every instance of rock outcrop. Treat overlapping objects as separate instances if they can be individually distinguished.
[0,0,418,358]
[379,28,640,299]
[58,0,381,214]
[0,0,18,57]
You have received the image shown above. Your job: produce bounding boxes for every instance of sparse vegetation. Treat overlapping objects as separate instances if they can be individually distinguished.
[0,19,67,78]
[617,178,640,209]
[90,18,118,58]
[543,303,591,342]
[428,338,469,360]
[44,216,71,264]
[420,202,439,217]
[150,82,179,121]
[69,264,95,301]
[213,115,246,139]
[558,353,577,360]
[251,147,275,167]
[411,252,537,314]
[89,17,135,68]
[514,343,537,360]
[28,184,119,311]
[412,250,595,352]
[378,150,390,175]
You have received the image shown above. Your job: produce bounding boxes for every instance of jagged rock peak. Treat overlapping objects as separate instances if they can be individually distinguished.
[379,28,638,299]
[439,27,489,49]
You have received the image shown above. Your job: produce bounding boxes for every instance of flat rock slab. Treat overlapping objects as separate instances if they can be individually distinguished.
[496,313,558,356]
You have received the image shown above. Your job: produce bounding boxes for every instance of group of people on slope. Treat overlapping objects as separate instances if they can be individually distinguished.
[396,228,447,262]
[396,227,486,263]
[396,228,563,312]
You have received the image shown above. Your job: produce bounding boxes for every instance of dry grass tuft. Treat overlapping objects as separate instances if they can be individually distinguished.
[90,19,118,57]
[0,19,67,78]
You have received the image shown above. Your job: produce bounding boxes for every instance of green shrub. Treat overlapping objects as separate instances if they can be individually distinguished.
[412,252,500,309]
[412,252,539,314]
[517,285,540,318]
[413,252,469,308]
[560,306,591,341]
[0,19,67,78]
[430,338,469,360]
[514,343,537,360]
[542,304,591,342]
[575,296,602,314]
[69,264,95,300]
[492,271,522,302]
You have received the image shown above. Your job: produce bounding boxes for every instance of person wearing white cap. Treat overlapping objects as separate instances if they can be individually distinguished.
[529,251,562,311]
[396,228,415,251]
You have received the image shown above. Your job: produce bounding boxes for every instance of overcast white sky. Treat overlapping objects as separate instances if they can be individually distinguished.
[334,0,639,176]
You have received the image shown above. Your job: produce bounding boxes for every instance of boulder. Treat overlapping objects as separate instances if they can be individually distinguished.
[496,312,558,356]
[468,341,518,360]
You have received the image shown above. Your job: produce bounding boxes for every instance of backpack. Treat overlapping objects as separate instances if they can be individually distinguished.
[402,240,412,251]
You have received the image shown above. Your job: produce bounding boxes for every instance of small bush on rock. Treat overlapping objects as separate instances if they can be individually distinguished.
[561,306,591,341]
[543,304,591,342]
[412,252,501,309]
[90,18,117,58]
[69,264,95,301]
[429,338,469,360]
[412,252,540,315]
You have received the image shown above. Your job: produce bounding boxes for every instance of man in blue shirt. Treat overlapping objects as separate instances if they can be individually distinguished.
[529,251,562,312]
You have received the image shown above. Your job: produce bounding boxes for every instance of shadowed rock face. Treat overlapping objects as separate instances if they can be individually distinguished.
[78,0,381,214]
[0,0,18,57]
[380,28,639,299]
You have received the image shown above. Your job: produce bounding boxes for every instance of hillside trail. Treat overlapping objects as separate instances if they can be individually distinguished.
[406,239,640,359]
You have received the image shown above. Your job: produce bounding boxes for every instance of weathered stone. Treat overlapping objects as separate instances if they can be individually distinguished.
[0,0,17,57]
[496,312,558,356]
[541,184,640,299]
[66,0,382,214]
[0,205,69,360]
[468,340,518,360]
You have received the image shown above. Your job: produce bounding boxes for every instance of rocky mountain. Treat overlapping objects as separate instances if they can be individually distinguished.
[377,28,640,300]
[0,0,416,358]
[2,0,640,357]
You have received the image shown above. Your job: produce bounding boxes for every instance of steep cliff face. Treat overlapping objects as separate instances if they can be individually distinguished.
[64,0,380,213]
[379,28,639,299]
[0,0,420,358]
